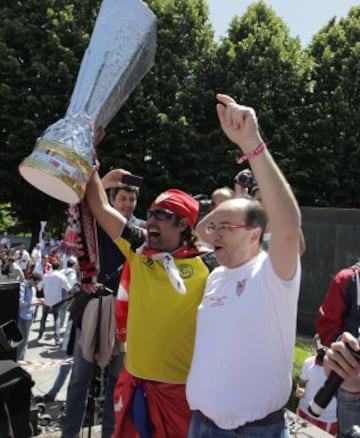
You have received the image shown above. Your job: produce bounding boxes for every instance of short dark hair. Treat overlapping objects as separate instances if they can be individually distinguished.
[109,185,139,199]
[31,272,43,282]
[242,197,267,243]
[173,216,199,249]
[67,259,76,268]
[52,260,61,270]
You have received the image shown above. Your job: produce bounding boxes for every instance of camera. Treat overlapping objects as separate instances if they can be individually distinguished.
[234,171,256,189]
[121,173,143,187]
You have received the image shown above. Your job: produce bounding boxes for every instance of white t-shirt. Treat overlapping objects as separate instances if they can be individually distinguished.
[16,249,31,271]
[186,251,301,430]
[61,267,78,288]
[1,236,10,247]
[297,356,337,423]
[31,247,42,265]
[41,270,72,306]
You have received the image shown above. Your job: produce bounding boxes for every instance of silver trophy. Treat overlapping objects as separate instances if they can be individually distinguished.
[19,0,156,204]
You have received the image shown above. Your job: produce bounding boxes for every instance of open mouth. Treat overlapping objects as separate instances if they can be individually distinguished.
[148,229,160,240]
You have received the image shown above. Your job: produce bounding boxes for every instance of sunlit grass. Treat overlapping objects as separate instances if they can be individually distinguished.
[287,335,314,412]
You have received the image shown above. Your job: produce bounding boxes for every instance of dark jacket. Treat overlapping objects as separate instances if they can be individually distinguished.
[97,215,146,293]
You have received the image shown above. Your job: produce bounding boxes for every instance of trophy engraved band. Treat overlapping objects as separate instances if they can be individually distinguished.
[19,0,157,204]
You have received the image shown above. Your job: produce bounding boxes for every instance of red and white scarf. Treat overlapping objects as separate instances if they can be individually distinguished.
[60,200,99,285]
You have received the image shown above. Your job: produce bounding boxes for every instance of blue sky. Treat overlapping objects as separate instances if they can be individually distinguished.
[207,0,359,46]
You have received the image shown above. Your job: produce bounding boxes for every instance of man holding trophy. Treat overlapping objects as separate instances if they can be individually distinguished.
[19,0,216,436]
[84,168,216,437]
[18,0,167,436]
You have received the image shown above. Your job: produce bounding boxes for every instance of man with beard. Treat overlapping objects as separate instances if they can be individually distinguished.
[62,179,145,438]
[84,167,215,437]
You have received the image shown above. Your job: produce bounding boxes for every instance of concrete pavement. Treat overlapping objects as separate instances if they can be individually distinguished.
[18,312,102,437]
[20,312,71,403]
[17,314,330,438]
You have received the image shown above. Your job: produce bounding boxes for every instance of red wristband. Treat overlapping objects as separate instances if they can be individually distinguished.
[236,141,266,164]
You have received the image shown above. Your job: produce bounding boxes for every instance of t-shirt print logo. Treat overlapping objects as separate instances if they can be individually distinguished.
[143,257,154,268]
[236,279,247,297]
[178,264,193,279]
[210,295,227,307]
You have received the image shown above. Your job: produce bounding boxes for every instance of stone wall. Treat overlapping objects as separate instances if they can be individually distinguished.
[297,206,360,336]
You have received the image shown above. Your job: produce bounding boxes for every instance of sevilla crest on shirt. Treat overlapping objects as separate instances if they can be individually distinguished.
[236,279,247,297]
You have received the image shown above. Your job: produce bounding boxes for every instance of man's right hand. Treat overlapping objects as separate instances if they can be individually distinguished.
[215,94,263,153]
[323,332,360,380]
[101,169,132,190]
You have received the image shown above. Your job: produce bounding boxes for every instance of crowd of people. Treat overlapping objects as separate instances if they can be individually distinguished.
[0,240,80,357]
[1,95,359,438]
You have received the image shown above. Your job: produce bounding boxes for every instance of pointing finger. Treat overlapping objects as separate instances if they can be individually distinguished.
[216,94,235,106]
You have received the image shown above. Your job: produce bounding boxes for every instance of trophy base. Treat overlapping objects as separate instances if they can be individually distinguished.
[19,140,94,204]
[19,166,82,204]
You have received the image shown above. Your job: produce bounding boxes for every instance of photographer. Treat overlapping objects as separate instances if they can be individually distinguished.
[233,168,256,197]
[323,332,360,437]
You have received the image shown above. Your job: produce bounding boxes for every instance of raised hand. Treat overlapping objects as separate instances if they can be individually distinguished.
[216,94,262,153]
[100,169,132,190]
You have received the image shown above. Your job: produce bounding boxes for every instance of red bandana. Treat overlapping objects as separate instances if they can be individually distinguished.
[151,189,199,229]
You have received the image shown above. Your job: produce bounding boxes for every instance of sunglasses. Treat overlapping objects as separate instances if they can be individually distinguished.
[147,208,176,221]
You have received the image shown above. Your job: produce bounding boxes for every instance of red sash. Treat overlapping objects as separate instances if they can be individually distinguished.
[113,367,191,438]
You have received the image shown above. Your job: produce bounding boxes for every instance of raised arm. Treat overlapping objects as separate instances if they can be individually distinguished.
[85,170,126,241]
[216,94,301,280]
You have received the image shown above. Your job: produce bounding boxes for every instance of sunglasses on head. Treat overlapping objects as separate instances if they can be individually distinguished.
[147,208,176,221]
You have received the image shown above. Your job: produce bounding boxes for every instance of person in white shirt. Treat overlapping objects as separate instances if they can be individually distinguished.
[31,242,42,267]
[295,335,337,435]
[59,258,79,327]
[17,272,43,360]
[15,244,31,274]
[186,95,302,437]
[6,256,25,281]
[61,258,78,288]
[38,260,72,345]
[1,233,11,249]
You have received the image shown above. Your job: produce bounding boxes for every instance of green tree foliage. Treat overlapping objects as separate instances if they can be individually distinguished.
[0,0,100,238]
[304,6,360,207]
[96,0,218,213]
[0,0,218,234]
[213,1,314,202]
[1,1,360,239]
[0,203,19,234]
